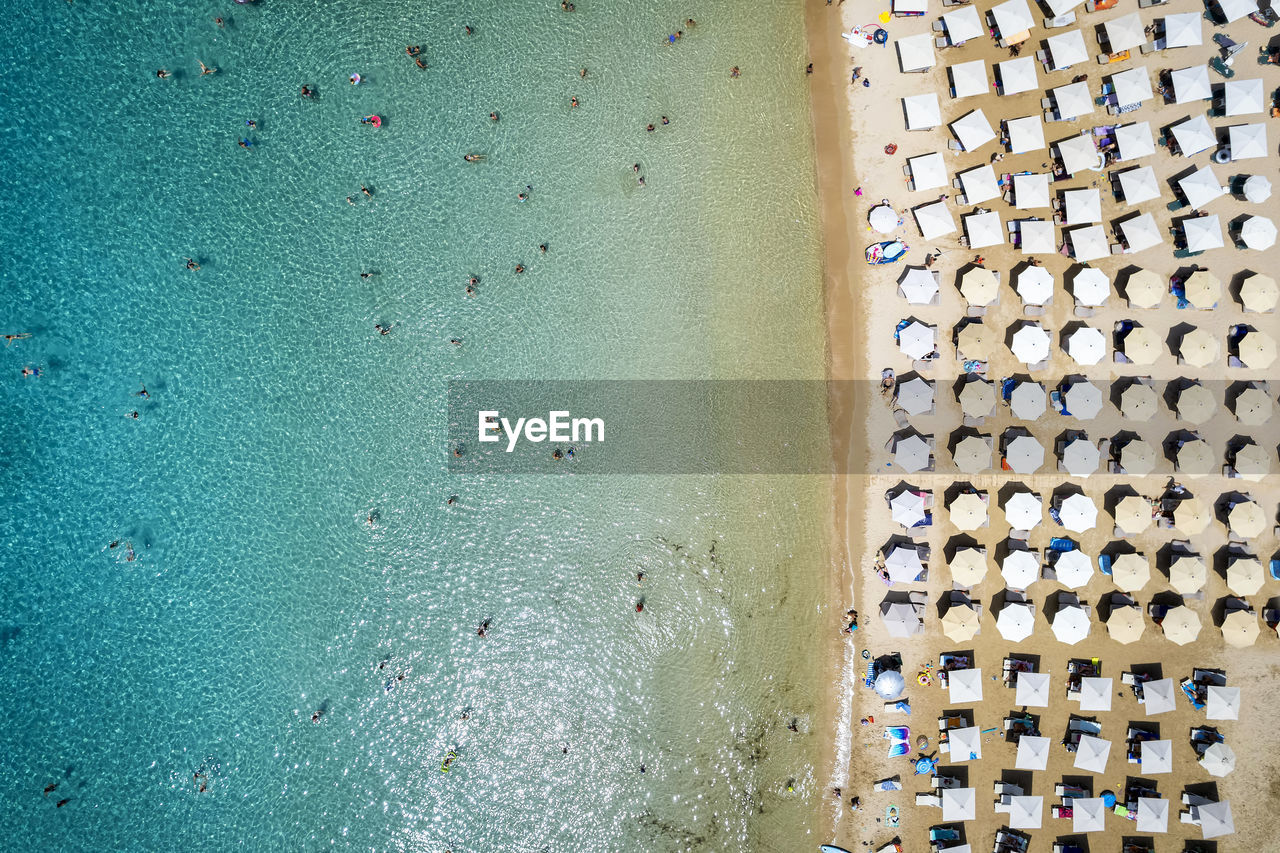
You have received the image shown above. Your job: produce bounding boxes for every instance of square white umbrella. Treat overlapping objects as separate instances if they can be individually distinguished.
[1068,225,1108,261]
[998,57,1038,94]
[899,267,940,304]
[942,787,977,822]
[1105,13,1145,52]
[1064,189,1101,225]
[1229,123,1267,160]
[914,201,957,239]
[1172,115,1216,157]
[1163,12,1202,48]
[949,725,982,761]
[897,32,936,72]
[1078,677,1112,711]
[904,93,943,130]
[1183,215,1224,252]
[1171,65,1212,104]
[1118,167,1160,205]
[1015,671,1050,707]
[1120,214,1164,253]
[951,60,990,99]
[1014,173,1051,209]
[1052,82,1094,119]
[1046,0,1084,14]
[1219,0,1261,22]
[952,109,996,151]
[949,667,984,703]
[1142,677,1177,714]
[1047,29,1088,69]
[943,6,985,43]
[909,153,948,191]
[1110,67,1154,107]
[1205,686,1240,720]
[991,0,1034,38]
[894,0,928,12]
[1115,122,1155,161]
[1137,798,1169,833]
[1073,735,1110,773]
[964,211,1004,249]
[1016,736,1050,770]
[959,166,1001,204]
[1007,115,1045,154]
[1225,78,1264,116]
[1008,796,1043,830]
[1141,739,1173,774]
[1198,800,1235,838]
[1179,165,1226,208]
[1073,798,1107,833]
[1019,220,1056,254]
[1056,134,1100,175]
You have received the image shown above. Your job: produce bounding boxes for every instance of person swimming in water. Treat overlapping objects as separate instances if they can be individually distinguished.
[463,154,484,162]
[477,619,490,637]
[5,333,32,346]
[185,257,201,270]
[517,185,531,201]
[514,264,524,274]
[156,69,170,78]
[415,57,427,69]
[539,243,547,254]
[361,184,372,198]
[406,45,420,56]
[300,85,315,98]
[489,112,499,121]
[375,323,391,335]
[22,366,42,377]
[199,61,217,76]
[446,495,458,504]
[238,138,252,149]
[135,385,149,398]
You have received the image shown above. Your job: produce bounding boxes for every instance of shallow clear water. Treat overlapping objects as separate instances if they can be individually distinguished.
[1,1,830,850]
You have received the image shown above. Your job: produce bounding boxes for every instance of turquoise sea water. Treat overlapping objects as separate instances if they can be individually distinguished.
[1,2,830,850]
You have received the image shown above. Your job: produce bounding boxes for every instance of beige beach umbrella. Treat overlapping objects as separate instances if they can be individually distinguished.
[957,323,995,361]
[1176,384,1217,424]
[1124,269,1164,308]
[1115,495,1153,534]
[1120,382,1159,421]
[1184,271,1222,309]
[1176,439,1215,475]
[949,493,989,530]
[1119,440,1157,475]
[1122,326,1161,365]
[1179,328,1219,367]
[950,547,989,586]
[1172,497,1211,535]
[1162,605,1202,645]
[1200,742,1237,778]
[960,267,1000,306]
[1236,330,1277,369]
[1233,387,1273,425]
[1066,326,1106,366]
[1240,273,1278,313]
[1228,502,1266,539]
[1226,556,1264,594]
[953,435,992,474]
[1168,554,1207,595]
[1052,603,1091,645]
[1059,493,1098,532]
[958,378,996,418]
[1010,323,1051,365]
[996,601,1036,641]
[942,604,982,642]
[1233,442,1271,478]
[1010,381,1047,420]
[1006,434,1045,474]
[1015,267,1054,305]
[1063,380,1102,420]
[1060,437,1100,476]
[1222,609,1260,647]
[1005,491,1042,531]
[1107,606,1145,644]
[1111,553,1151,592]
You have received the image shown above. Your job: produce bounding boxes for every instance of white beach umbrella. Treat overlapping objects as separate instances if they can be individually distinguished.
[1046,0,1084,14]
[1052,603,1091,644]
[1111,553,1151,592]
[1171,115,1216,157]
[1206,686,1240,721]
[942,787,977,822]
[1010,322,1050,364]
[1107,604,1144,643]
[889,489,927,527]
[1219,0,1262,21]
[951,109,996,151]
[908,152,948,191]
[1162,604,1202,645]
[957,378,995,418]
[1018,220,1056,254]
[1073,798,1107,833]
[1013,172,1050,209]
[1105,12,1145,52]
[1172,496,1211,534]
[914,201,957,239]
[896,32,936,73]
[949,725,982,762]
[1120,214,1163,253]
[902,94,942,131]
[1046,29,1088,69]
[1008,796,1042,830]
[1225,78,1264,116]
[1124,270,1163,309]
[1004,491,1042,530]
[943,7,985,43]
[1118,166,1160,205]
[869,204,900,235]
[1058,493,1097,532]
[1120,384,1158,421]
[997,57,1037,95]
[1179,327,1219,367]
[1143,678,1177,715]
[1015,736,1050,771]
[997,601,1035,641]
[991,0,1034,38]
[950,60,989,99]
[1222,608,1260,647]
[894,433,932,473]
[1227,552,1264,592]
[1240,215,1277,250]
[1137,798,1170,833]
[1002,550,1040,589]
[957,324,995,361]
[1007,435,1045,473]
[1115,494,1153,532]
[963,211,1004,249]
[1051,81,1094,119]
[1233,386,1273,423]
[1176,382,1216,422]
[1236,329,1277,367]
[1121,325,1161,365]
[1063,380,1102,419]
[885,544,926,584]
[1243,175,1272,204]
[1010,380,1047,418]
[950,547,989,586]
[953,435,992,474]
[1171,65,1212,104]
[941,602,982,641]
[1179,166,1227,209]
[1183,215,1224,253]
[1201,742,1236,777]
[893,0,928,13]
[1015,267,1054,306]
[1067,225,1107,261]
[1054,550,1093,588]
[1071,268,1109,306]
[949,667,984,703]
[1078,676,1112,711]
[1111,66,1153,107]
[898,321,936,360]
[1073,736,1110,773]
[897,267,939,304]
[1060,437,1099,476]
[1168,555,1206,594]
[880,600,923,637]
[896,377,935,416]
[1064,189,1101,225]
[1198,801,1235,839]
[1066,325,1105,365]
[1006,116,1045,154]
[874,669,907,699]
[1163,12,1203,48]
[1115,121,1155,161]
[1015,671,1050,707]
[959,165,1000,204]
[949,492,988,531]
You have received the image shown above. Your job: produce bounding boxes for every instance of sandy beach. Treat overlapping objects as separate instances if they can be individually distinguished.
[808,0,1280,849]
